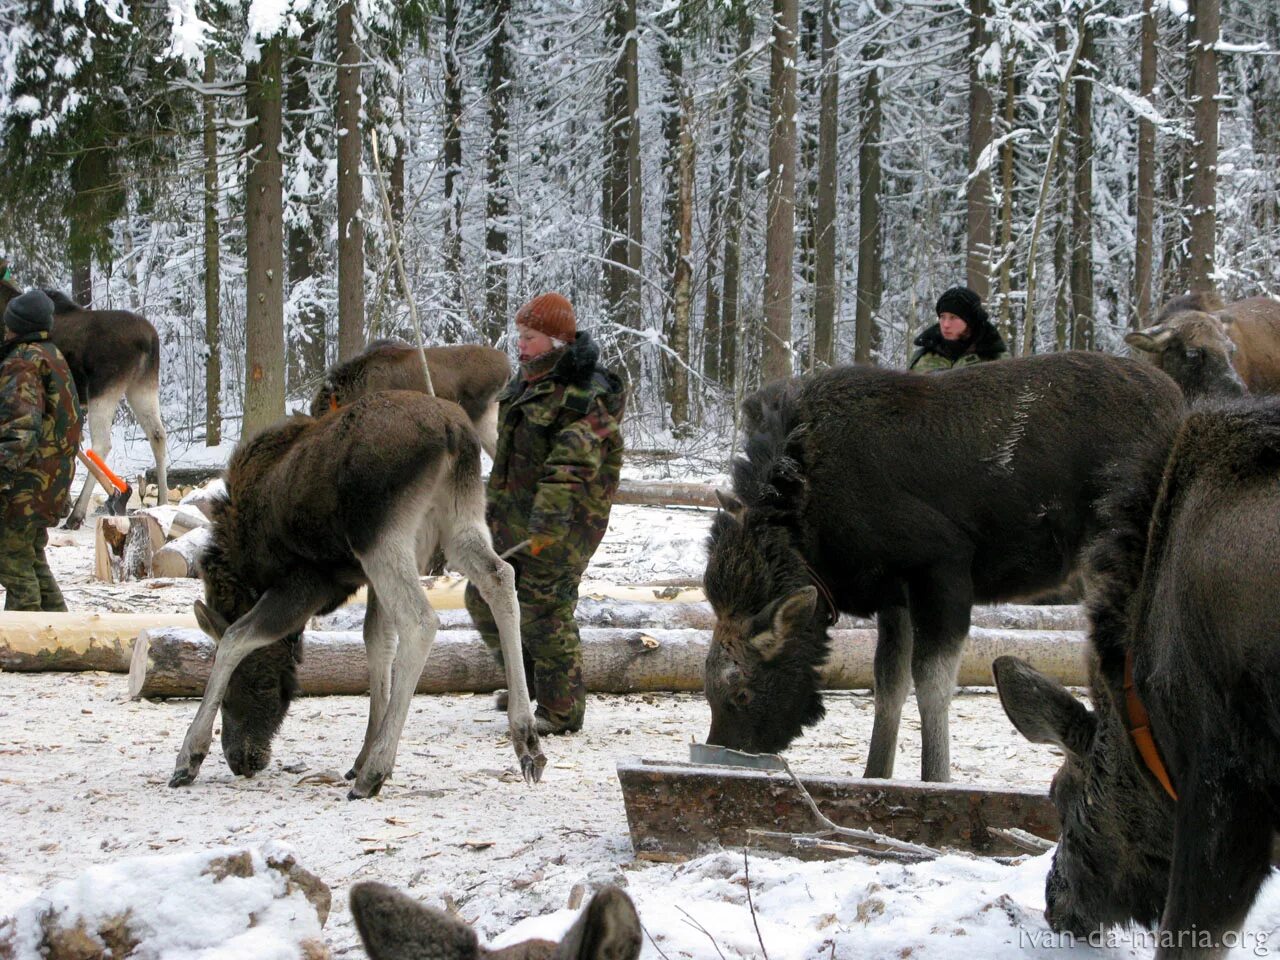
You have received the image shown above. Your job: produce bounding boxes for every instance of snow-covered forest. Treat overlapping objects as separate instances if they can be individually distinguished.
[2,0,1277,446]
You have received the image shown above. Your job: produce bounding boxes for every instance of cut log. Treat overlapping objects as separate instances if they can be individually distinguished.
[178,478,227,520]
[613,479,720,508]
[93,515,132,582]
[169,505,212,538]
[151,526,213,579]
[616,758,1059,860]
[313,599,1085,633]
[0,844,330,960]
[129,625,1087,699]
[0,612,197,672]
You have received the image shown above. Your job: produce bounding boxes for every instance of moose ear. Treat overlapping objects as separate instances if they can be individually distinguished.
[350,882,479,960]
[773,586,817,637]
[193,600,229,642]
[715,489,746,519]
[1125,326,1175,353]
[751,587,818,663]
[993,656,1096,760]
[555,886,643,960]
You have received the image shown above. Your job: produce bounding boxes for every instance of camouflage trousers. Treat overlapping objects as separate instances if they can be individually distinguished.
[465,553,586,732]
[0,523,67,612]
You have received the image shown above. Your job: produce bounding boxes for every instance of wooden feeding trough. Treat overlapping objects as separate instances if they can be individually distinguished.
[617,753,1059,863]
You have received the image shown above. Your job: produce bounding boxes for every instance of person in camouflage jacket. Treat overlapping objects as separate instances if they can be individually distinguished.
[909,286,1010,372]
[0,290,83,611]
[465,292,626,735]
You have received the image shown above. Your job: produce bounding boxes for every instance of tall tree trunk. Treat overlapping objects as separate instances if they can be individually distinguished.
[670,74,694,428]
[243,38,286,438]
[336,2,365,360]
[603,0,641,376]
[1134,0,1157,327]
[1053,16,1070,351]
[1069,11,1094,350]
[286,46,326,389]
[443,0,464,314]
[702,107,725,384]
[719,10,752,394]
[812,0,838,369]
[763,0,799,383]
[1187,0,1219,293]
[997,54,1016,348]
[966,0,993,301]
[623,0,643,339]
[71,260,92,305]
[798,7,819,370]
[485,0,512,343]
[202,51,222,447]
[659,7,691,425]
[854,46,882,365]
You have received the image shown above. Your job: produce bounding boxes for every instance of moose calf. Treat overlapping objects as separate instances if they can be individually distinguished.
[169,390,545,799]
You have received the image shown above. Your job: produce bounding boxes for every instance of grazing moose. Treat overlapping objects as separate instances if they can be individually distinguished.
[169,390,545,799]
[350,883,642,960]
[1126,291,1280,400]
[702,352,1183,782]
[0,278,168,527]
[994,398,1280,959]
[310,339,511,457]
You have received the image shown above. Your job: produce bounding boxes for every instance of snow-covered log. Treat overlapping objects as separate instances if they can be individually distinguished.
[0,612,196,672]
[0,843,330,960]
[151,526,213,579]
[128,626,1087,699]
[178,478,227,521]
[613,479,720,508]
[169,505,212,538]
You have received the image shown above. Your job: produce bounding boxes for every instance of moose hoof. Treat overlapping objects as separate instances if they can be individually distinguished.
[62,517,84,531]
[521,753,547,785]
[344,767,358,782]
[348,773,386,800]
[169,752,204,788]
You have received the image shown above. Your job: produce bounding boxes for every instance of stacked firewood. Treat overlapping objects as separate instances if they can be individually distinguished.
[93,480,223,582]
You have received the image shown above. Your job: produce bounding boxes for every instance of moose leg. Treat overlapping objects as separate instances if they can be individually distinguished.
[864,602,913,779]
[171,581,326,787]
[448,526,545,783]
[349,540,439,800]
[126,380,169,505]
[475,401,499,459]
[66,394,118,529]
[347,588,396,782]
[908,567,972,782]
[1158,768,1271,959]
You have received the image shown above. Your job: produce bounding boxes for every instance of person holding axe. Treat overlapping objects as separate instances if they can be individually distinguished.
[465,292,626,735]
[0,290,82,611]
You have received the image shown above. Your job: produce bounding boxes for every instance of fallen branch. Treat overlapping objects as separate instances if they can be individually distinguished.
[777,754,942,859]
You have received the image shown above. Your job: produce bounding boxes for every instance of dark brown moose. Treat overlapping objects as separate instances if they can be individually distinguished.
[994,397,1280,959]
[350,883,642,960]
[0,279,168,527]
[703,352,1183,781]
[1126,291,1280,400]
[310,339,510,456]
[169,390,544,799]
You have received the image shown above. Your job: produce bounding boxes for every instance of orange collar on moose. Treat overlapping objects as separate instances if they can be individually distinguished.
[1123,651,1178,801]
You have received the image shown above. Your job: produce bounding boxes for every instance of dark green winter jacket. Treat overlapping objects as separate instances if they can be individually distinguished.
[909,318,1011,372]
[486,332,625,569]
[0,333,83,526]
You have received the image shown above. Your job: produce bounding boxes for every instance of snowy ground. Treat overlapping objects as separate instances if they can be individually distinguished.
[5,425,1280,957]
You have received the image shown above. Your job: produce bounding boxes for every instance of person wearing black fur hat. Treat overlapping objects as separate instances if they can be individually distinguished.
[0,290,83,610]
[909,286,1010,372]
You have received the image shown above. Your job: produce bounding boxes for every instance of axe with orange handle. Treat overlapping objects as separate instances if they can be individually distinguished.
[76,448,133,516]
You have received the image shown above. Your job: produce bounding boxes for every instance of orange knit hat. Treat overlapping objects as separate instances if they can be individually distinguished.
[515,291,576,342]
